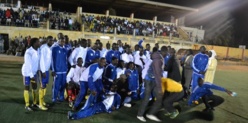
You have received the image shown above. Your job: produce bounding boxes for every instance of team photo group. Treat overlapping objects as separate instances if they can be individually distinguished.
[21,32,235,122]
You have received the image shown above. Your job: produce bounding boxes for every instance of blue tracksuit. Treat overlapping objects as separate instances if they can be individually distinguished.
[74,63,104,108]
[138,39,144,48]
[95,50,101,59]
[103,64,117,90]
[76,63,105,110]
[85,49,98,67]
[191,53,209,91]
[164,54,171,66]
[125,69,139,99]
[51,45,68,102]
[71,92,121,120]
[105,50,120,64]
[188,82,226,105]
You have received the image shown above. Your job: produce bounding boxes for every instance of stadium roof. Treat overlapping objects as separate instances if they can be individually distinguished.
[51,0,198,19]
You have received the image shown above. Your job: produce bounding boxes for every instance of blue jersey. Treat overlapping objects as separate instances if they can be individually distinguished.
[164,54,171,66]
[192,53,209,73]
[188,82,226,105]
[125,69,139,92]
[52,45,68,74]
[64,44,72,58]
[95,50,101,59]
[83,63,104,92]
[104,64,117,82]
[106,50,121,64]
[138,39,144,48]
[85,49,98,65]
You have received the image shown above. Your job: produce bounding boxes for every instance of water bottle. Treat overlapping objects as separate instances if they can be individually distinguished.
[231,92,237,97]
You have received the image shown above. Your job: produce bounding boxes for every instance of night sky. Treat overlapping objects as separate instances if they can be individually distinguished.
[16,0,248,47]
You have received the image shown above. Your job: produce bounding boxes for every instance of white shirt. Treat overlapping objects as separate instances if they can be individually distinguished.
[39,44,52,73]
[69,46,87,66]
[121,53,134,63]
[116,67,126,79]
[134,53,146,68]
[142,59,152,79]
[22,47,39,78]
[66,65,86,85]
[100,48,108,57]
[102,91,116,110]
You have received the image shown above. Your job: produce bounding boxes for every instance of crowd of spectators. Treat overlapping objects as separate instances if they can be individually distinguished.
[82,14,179,37]
[49,11,81,31]
[0,7,48,28]
[4,35,80,56]
[0,6,81,31]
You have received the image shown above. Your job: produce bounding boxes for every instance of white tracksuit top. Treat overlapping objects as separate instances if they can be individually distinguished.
[39,44,52,73]
[22,47,39,78]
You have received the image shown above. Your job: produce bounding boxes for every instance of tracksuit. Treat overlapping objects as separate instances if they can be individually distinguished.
[191,53,209,91]
[51,45,68,102]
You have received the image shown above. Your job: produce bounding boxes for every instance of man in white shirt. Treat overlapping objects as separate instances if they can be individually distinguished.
[66,57,86,107]
[39,36,54,110]
[69,39,88,67]
[22,38,40,111]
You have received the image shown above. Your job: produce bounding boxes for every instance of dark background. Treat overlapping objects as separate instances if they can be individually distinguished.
[5,0,248,47]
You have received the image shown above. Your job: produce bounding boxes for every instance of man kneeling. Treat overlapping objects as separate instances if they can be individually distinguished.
[67,84,121,120]
[66,57,86,107]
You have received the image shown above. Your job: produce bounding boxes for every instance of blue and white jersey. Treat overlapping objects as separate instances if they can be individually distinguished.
[51,45,68,74]
[85,48,98,65]
[69,46,88,66]
[104,64,117,82]
[22,47,39,78]
[144,50,151,60]
[188,82,226,105]
[103,91,121,113]
[106,50,120,64]
[80,63,104,91]
[125,69,139,92]
[192,53,209,73]
[64,44,72,58]
[95,50,101,59]
[142,59,153,79]
[138,39,144,48]
[39,44,52,73]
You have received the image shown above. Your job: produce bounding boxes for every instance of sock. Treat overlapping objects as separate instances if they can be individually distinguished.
[24,90,29,107]
[39,89,44,106]
[32,89,38,105]
[64,89,68,100]
[68,90,72,101]
[43,88,47,96]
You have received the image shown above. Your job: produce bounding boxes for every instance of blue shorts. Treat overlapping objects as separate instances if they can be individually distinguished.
[24,74,37,86]
[40,71,49,88]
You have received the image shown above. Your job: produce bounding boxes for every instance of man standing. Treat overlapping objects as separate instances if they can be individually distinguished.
[51,36,68,103]
[106,43,120,64]
[39,36,54,110]
[22,38,40,111]
[85,43,99,67]
[69,39,87,67]
[103,57,118,90]
[137,46,168,122]
[191,46,209,91]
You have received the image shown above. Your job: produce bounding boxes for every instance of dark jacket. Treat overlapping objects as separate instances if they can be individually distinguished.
[165,55,181,82]
[151,52,163,92]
